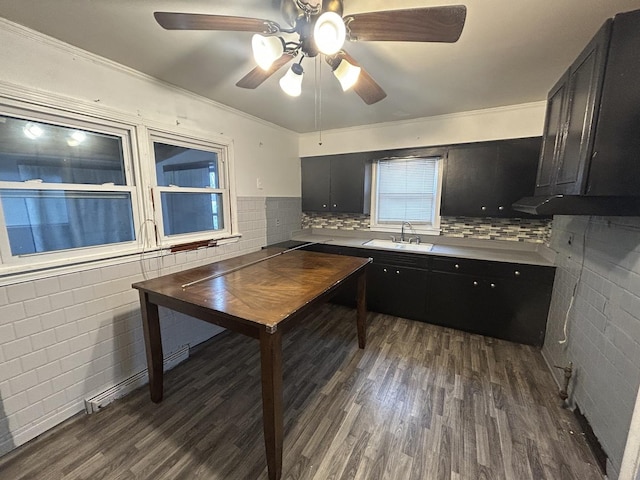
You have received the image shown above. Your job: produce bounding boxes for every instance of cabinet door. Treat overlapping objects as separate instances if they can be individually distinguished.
[441,144,499,217]
[442,140,540,218]
[555,21,610,195]
[491,279,551,346]
[495,138,541,217]
[535,74,568,196]
[589,11,640,196]
[301,157,331,211]
[428,258,554,346]
[329,155,370,213]
[367,263,428,321]
[426,271,486,331]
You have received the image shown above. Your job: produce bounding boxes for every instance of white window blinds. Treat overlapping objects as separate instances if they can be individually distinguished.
[376,157,439,225]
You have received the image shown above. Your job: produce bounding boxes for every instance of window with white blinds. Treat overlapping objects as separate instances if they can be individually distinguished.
[372,157,442,231]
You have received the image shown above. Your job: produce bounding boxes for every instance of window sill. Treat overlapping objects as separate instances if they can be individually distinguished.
[0,234,242,287]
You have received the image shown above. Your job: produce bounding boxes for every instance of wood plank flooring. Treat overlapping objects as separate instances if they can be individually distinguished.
[0,304,603,480]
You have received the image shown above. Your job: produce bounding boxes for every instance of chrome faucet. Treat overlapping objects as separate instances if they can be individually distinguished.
[400,221,412,242]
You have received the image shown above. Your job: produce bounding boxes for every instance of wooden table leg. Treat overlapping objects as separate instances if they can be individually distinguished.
[356,271,367,349]
[260,328,283,480]
[139,291,164,403]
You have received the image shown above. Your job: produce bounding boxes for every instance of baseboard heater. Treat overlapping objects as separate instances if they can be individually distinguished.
[84,345,190,414]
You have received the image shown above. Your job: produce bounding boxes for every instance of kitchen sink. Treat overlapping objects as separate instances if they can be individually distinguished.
[362,239,433,252]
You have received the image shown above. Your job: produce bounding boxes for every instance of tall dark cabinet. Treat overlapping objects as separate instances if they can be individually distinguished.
[535,21,611,196]
[534,8,640,198]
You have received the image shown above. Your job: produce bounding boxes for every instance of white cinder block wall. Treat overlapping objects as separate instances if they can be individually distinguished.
[0,20,301,456]
[0,198,284,455]
[543,216,640,479]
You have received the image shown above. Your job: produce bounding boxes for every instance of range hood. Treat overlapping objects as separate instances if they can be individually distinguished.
[513,195,640,216]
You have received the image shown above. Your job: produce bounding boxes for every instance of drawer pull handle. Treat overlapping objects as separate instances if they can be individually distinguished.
[515,270,521,276]
[473,281,478,286]
[490,283,496,288]
[333,204,337,208]
[499,206,504,211]
[454,264,460,269]
[383,268,387,273]
[396,270,400,274]
[322,204,327,208]
[481,206,487,211]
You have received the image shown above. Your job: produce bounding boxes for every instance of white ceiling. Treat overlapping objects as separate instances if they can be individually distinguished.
[1,0,639,133]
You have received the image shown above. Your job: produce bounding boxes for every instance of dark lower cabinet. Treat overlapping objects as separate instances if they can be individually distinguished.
[292,242,555,347]
[428,272,486,331]
[428,273,551,346]
[428,257,555,346]
[367,263,428,321]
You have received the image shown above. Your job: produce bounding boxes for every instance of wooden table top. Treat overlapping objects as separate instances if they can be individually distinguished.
[132,248,371,330]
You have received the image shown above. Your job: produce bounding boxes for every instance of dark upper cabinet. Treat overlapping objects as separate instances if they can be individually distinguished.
[441,138,541,217]
[588,9,640,196]
[301,153,371,213]
[536,74,569,195]
[535,20,611,196]
[535,9,640,198]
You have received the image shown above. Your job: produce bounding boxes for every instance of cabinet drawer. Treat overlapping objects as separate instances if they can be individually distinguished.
[368,250,429,269]
[431,257,554,282]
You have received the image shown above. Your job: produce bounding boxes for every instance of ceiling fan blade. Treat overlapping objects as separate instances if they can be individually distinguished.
[236,54,294,89]
[154,12,280,33]
[334,51,387,105]
[344,5,467,43]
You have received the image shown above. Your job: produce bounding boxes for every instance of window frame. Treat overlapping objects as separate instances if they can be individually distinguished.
[145,128,238,248]
[0,91,240,279]
[0,103,144,274]
[369,156,444,236]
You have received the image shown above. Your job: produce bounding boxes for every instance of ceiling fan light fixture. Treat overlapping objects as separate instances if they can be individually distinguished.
[279,63,304,97]
[313,11,346,55]
[23,122,44,140]
[252,34,285,70]
[333,59,361,91]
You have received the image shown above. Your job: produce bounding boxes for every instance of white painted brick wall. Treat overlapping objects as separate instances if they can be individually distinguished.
[0,196,302,458]
[543,216,640,479]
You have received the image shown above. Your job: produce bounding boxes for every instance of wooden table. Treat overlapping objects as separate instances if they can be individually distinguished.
[132,247,371,480]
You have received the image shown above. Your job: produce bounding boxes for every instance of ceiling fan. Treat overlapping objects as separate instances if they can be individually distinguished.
[154,1,466,105]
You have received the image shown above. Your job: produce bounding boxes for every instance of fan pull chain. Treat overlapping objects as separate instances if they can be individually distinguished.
[318,55,323,145]
[314,56,319,134]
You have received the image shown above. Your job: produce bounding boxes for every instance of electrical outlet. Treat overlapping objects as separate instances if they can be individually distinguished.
[275,218,281,227]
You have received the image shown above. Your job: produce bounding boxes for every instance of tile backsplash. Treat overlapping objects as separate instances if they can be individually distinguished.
[301,212,552,244]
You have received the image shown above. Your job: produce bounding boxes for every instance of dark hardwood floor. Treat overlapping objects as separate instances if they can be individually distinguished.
[0,304,603,480]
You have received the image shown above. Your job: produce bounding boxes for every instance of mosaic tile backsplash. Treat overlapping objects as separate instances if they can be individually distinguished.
[301,212,552,244]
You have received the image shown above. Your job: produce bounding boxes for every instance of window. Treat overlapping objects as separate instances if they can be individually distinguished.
[370,156,443,234]
[0,112,139,269]
[0,97,238,276]
[149,131,233,245]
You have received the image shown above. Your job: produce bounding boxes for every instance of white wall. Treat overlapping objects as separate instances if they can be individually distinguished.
[299,101,546,157]
[0,20,299,456]
[0,19,300,198]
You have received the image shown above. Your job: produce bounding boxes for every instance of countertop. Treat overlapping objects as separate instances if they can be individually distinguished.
[289,229,556,267]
